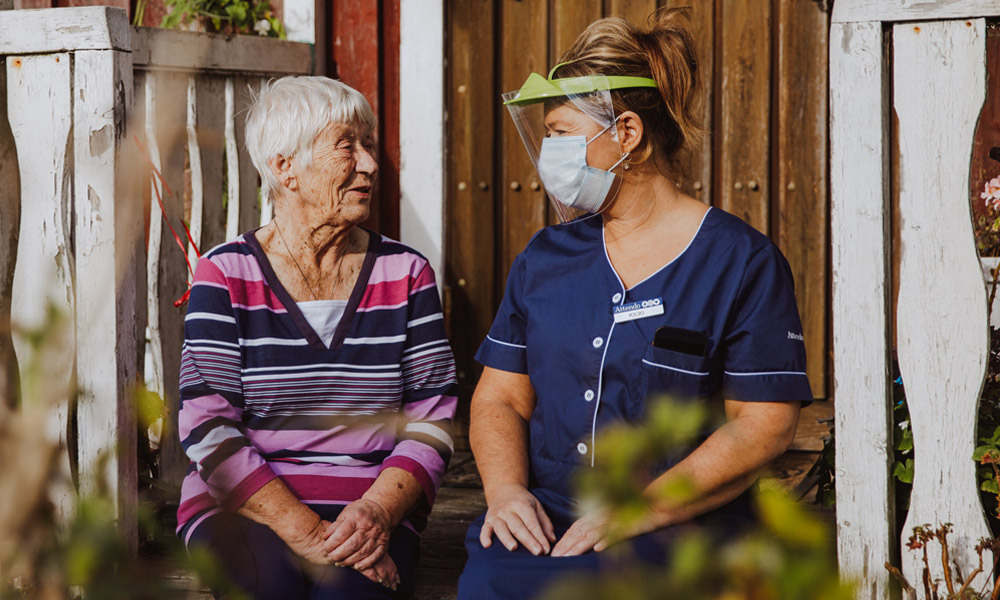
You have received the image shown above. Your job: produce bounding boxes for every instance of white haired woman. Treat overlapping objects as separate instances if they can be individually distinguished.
[175,76,457,599]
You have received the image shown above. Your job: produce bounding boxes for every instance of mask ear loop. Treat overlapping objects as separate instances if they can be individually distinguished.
[583,115,630,172]
[584,114,621,145]
[609,152,631,172]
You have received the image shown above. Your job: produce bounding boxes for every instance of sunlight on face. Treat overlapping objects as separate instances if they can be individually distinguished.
[542,103,622,171]
[294,121,378,225]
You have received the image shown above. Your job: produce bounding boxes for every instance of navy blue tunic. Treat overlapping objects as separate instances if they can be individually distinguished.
[457,208,813,599]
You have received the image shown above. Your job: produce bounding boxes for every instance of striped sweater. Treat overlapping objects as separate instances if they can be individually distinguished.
[176,229,458,541]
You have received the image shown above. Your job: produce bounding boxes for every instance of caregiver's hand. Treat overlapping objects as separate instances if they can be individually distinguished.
[551,507,661,557]
[480,484,556,555]
[550,508,613,557]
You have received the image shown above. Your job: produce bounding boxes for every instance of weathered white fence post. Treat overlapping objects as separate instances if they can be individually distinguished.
[830,19,895,600]
[832,1,1000,596]
[893,18,991,588]
[72,15,142,543]
[5,51,77,526]
[0,6,141,545]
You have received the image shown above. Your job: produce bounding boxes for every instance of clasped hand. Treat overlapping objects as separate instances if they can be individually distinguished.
[294,498,399,589]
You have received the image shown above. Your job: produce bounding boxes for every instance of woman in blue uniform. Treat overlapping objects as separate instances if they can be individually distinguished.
[456,11,813,599]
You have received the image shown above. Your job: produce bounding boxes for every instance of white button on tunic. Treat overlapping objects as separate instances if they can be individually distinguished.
[612,292,622,303]
[583,389,595,401]
[592,337,603,348]
[576,443,588,455]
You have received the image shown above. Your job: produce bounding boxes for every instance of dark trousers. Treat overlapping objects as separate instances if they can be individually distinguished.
[457,489,755,600]
[185,505,420,600]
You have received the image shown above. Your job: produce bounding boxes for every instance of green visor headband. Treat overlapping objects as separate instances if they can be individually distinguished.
[504,66,658,106]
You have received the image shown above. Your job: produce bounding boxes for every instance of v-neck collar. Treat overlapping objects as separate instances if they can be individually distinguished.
[245,227,380,352]
[602,206,713,293]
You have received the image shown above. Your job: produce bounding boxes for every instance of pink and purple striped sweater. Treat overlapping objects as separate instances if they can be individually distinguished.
[176,230,458,543]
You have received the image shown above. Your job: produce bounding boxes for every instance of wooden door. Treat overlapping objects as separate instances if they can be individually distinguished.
[446,0,831,441]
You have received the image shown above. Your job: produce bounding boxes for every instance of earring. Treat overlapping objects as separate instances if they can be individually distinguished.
[623,162,631,171]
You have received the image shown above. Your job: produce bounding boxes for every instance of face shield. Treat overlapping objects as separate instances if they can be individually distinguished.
[503,69,658,222]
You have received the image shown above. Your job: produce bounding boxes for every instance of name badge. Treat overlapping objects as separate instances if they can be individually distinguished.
[612,297,664,323]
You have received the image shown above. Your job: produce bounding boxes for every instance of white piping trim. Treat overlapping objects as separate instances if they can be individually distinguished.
[588,263,625,467]
[486,335,527,349]
[641,359,710,377]
[724,370,808,377]
[589,321,616,468]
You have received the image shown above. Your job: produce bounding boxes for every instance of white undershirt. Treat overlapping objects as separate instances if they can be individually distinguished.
[298,300,349,347]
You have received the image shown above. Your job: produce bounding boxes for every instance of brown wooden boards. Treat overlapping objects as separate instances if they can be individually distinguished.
[606,0,658,27]
[500,0,548,272]
[774,0,828,397]
[718,0,770,232]
[664,0,713,204]
[446,0,497,433]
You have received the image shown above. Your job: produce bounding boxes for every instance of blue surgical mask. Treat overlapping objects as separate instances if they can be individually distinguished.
[536,120,629,213]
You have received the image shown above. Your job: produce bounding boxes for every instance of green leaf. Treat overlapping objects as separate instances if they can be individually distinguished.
[892,459,914,484]
[974,444,996,461]
[982,478,999,494]
[983,425,1000,445]
[896,430,913,452]
[225,4,246,22]
[757,484,828,548]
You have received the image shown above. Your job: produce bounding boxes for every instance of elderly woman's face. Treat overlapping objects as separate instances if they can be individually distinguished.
[294,121,378,223]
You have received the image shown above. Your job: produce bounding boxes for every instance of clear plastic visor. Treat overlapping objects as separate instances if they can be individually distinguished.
[502,82,626,223]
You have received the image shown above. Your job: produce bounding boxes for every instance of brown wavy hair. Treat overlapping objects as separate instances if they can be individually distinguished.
[552,9,704,173]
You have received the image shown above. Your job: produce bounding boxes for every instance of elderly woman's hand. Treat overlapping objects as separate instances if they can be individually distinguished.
[322,498,393,569]
[283,518,337,565]
[357,552,400,590]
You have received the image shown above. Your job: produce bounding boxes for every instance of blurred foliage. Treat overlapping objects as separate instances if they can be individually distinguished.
[0,306,223,598]
[160,0,286,38]
[542,396,853,600]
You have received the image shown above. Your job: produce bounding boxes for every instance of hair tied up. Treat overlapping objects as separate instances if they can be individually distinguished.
[554,10,705,174]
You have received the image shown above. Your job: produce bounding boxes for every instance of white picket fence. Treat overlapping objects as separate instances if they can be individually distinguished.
[0,6,310,547]
[831,1,1000,597]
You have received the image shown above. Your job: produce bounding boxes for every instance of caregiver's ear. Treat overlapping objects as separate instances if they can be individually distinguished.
[616,111,644,155]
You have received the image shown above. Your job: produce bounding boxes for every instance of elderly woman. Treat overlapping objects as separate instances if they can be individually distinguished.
[457,11,811,599]
[175,76,457,599]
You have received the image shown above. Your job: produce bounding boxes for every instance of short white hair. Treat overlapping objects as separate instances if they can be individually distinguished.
[245,76,377,202]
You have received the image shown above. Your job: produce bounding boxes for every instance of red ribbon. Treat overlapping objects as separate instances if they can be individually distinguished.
[133,135,202,307]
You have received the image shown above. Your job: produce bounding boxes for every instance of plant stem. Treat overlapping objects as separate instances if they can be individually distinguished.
[940,527,955,595]
[989,265,999,322]
[885,562,918,600]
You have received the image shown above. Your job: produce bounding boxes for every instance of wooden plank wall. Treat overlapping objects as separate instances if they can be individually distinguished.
[446,0,831,424]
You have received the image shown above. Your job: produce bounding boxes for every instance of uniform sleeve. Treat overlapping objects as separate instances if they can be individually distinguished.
[721,244,814,403]
[178,257,276,512]
[379,261,458,509]
[474,253,529,374]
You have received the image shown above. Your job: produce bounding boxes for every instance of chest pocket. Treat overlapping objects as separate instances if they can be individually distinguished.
[635,345,713,418]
